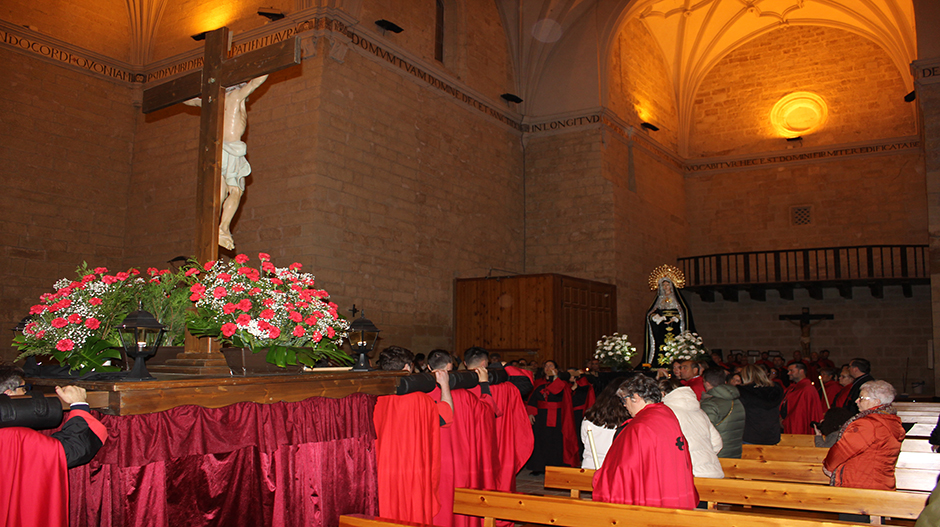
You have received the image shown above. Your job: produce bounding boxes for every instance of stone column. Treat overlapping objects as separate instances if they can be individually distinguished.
[914,0,940,395]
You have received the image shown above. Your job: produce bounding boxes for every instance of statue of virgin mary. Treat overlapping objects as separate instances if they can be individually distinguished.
[644,265,696,365]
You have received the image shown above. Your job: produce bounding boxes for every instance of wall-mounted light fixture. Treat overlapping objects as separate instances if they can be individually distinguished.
[501,93,523,104]
[904,90,916,103]
[786,136,802,142]
[191,32,207,41]
[640,122,659,132]
[375,20,404,33]
[258,8,285,21]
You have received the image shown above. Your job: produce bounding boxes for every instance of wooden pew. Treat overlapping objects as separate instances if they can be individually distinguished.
[452,488,871,527]
[339,515,433,527]
[543,466,927,523]
[739,445,940,492]
[778,434,816,447]
[720,458,831,484]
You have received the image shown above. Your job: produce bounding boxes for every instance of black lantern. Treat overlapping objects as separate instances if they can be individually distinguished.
[115,308,166,380]
[348,310,380,372]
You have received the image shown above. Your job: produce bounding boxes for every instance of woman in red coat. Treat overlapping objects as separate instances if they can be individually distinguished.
[823,380,905,490]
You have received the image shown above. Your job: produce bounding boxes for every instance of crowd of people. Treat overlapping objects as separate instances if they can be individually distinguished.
[0,345,920,525]
[373,343,911,517]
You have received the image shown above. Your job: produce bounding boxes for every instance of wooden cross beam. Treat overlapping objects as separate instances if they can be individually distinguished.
[141,27,300,369]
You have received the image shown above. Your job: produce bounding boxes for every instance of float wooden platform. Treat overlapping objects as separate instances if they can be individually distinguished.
[28,369,406,416]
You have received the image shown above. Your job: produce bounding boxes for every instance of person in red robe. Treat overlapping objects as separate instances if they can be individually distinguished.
[818,367,841,409]
[525,361,577,473]
[782,362,824,434]
[463,348,534,494]
[0,385,108,527]
[592,374,698,509]
[374,347,454,524]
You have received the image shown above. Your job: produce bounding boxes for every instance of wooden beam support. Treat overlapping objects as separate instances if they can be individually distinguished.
[720,287,738,302]
[777,285,794,300]
[807,285,823,300]
[838,284,853,299]
[748,286,766,301]
[903,283,913,298]
[698,289,715,303]
[870,282,884,299]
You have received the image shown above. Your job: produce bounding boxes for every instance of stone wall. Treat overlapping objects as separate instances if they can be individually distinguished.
[0,48,138,362]
[688,285,934,396]
[684,151,927,255]
[689,25,916,158]
[1,0,133,62]
[607,18,679,152]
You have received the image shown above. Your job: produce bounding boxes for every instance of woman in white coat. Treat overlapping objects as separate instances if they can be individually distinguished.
[660,378,724,478]
[580,379,631,469]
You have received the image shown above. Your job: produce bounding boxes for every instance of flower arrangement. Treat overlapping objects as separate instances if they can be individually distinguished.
[657,332,709,366]
[13,264,191,374]
[184,253,352,368]
[594,333,637,370]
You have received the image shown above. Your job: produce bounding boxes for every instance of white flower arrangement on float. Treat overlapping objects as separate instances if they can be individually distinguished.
[657,332,709,366]
[594,333,637,370]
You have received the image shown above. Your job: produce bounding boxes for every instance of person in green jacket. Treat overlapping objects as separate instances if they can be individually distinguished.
[700,367,746,458]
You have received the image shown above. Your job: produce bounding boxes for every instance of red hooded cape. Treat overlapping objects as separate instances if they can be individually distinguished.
[373,392,443,524]
[434,388,499,527]
[490,383,534,492]
[0,409,108,527]
[592,403,698,509]
[782,378,824,434]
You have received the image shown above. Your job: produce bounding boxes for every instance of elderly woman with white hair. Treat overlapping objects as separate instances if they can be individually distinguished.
[822,380,905,490]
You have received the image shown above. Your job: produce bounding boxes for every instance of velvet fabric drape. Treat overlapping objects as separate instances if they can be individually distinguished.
[63,393,379,527]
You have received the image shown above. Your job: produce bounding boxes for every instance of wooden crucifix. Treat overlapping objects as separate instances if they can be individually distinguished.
[142,27,300,364]
[779,307,834,356]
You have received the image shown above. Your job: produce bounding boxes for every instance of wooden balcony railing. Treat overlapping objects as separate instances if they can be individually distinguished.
[677,245,928,301]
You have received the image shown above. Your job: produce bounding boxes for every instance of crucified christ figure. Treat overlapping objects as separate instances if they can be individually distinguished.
[184,74,267,250]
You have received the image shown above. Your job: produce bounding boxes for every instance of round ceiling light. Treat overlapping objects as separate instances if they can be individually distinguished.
[770,91,828,138]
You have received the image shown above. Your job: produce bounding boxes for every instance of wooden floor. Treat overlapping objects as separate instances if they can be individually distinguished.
[28,369,407,415]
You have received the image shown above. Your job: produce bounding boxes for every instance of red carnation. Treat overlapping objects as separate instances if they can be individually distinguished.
[185,268,200,277]
[35,330,45,339]
[56,339,74,352]
[271,278,283,285]
[258,253,271,261]
[237,299,252,311]
[289,262,302,271]
[102,275,118,285]
[23,322,37,334]
[130,269,140,276]
[230,285,245,293]
[147,267,158,276]
[29,305,46,315]
[249,287,261,295]
[204,261,216,271]
[217,273,232,283]
[235,254,250,264]
[94,267,108,274]
[221,323,238,338]
[289,311,303,323]
[67,313,83,324]
[311,331,323,342]
[89,297,103,306]
[326,327,336,338]
[292,325,305,337]
[236,314,252,326]
[263,298,275,307]
[223,303,238,314]
[268,327,280,339]
[51,317,68,329]
[260,309,275,320]
[116,272,129,281]
[82,273,96,283]
[262,262,275,273]
[213,286,227,299]
[304,316,317,325]
[85,318,100,330]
